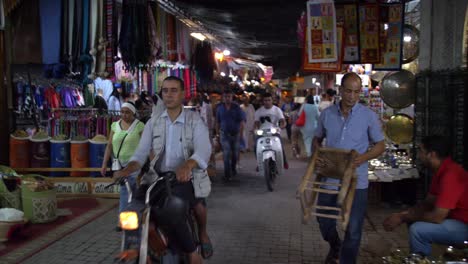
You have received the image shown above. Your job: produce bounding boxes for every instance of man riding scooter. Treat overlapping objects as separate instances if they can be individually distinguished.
[254,93,289,170]
[114,76,213,264]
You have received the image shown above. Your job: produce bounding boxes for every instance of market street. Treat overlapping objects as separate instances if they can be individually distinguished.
[14,144,409,264]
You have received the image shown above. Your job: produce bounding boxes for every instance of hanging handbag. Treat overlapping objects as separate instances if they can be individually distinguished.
[295,110,306,127]
[112,133,128,171]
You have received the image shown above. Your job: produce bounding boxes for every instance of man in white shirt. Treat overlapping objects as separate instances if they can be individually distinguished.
[254,93,289,169]
[254,93,286,128]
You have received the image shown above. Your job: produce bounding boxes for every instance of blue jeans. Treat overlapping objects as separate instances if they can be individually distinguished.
[119,172,138,212]
[317,189,368,264]
[220,132,240,179]
[409,219,468,256]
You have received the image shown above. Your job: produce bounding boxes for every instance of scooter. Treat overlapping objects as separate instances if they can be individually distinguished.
[255,117,284,191]
[107,172,198,264]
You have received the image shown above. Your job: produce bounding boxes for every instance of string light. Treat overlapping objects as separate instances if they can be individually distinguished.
[190,32,206,41]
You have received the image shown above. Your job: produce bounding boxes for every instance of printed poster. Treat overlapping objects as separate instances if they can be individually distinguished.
[336,4,360,63]
[307,0,338,63]
[373,3,404,70]
[303,26,344,72]
[359,4,380,63]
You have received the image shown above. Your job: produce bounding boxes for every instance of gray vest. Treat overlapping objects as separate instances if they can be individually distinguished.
[141,109,201,185]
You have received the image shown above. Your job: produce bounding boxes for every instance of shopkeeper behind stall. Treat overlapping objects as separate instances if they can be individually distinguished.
[101,102,144,212]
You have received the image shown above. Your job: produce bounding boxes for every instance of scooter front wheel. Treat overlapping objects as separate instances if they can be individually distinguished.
[263,158,275,192]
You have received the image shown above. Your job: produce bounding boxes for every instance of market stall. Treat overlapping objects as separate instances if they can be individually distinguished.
[1,0,220,199]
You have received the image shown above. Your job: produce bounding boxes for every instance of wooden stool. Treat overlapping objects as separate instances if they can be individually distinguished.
[298,147,358,231]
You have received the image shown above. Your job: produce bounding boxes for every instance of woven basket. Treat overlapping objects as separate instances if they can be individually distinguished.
[0,219,26,242]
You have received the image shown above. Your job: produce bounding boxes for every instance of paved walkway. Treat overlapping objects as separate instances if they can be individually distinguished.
[19,143,409,264]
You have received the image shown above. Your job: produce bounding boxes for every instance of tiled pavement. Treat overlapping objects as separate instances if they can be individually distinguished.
[17,142,409,264]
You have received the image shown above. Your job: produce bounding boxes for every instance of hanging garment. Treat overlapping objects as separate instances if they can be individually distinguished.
[44,86,61,109]
[60,87,77,108]
[39,0,62,64]
[157,5,167,60]
[105,0,115,76]
[66,0,75,71]
[147,3,159,64]
[166,13,177,61]
[84,82,95,106]
[61,0,69,64]
[80,0,93,81]
[89,0,99,76]
[89,0,106,76]
[118,0,150,72]
[72,0,83,73]
[34,86,45,110]
[11,0,42,64]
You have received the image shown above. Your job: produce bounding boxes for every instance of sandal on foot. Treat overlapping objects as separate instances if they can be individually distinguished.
[200,242,213,259]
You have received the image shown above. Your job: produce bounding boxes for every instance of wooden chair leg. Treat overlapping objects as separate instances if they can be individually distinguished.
[299,150,320,224]
[342,177,357,231]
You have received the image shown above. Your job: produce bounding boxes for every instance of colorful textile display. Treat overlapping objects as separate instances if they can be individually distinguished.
[359,4,380,63]
[373,3,404,70]
[336,4,360,63]
[306,0,338,63]
[303,26,344,72]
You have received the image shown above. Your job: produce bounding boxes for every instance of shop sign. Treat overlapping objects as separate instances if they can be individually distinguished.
[54,182,89,194]
[91,182,120,195]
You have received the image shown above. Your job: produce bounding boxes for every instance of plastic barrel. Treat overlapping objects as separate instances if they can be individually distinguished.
[70,140,89,177]
[89,140,107,177]
[21,174,57,223]
[30,137,51,168]
[50,139,71,177]
[9,135,30,168]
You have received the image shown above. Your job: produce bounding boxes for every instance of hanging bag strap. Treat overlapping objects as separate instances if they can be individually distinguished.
[114,133,128,160]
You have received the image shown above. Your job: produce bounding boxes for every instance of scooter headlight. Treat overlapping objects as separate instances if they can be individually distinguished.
[256,130,264,136]
[119,211,139,230]
[270,128,278,134]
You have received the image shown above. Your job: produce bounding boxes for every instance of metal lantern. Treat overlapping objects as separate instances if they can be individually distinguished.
[385,114,414,144]
[380,70,416,109]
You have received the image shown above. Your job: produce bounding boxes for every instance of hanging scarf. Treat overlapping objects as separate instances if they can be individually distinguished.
[118,0,150,72]
[61,0,69,64]
[157,6,167,60]
[166,13,177,62]
[67,0,75,72]
[72,0,83,73]
[105,0,115,76]
[39,0,62,65]
[89,0,99,76]
[80,0,93,82]
[95,1,107,77]
[147,3,159,64]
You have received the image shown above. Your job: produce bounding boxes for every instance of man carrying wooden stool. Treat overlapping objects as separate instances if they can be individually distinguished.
[383,135,468,257]
[312,72,385,264]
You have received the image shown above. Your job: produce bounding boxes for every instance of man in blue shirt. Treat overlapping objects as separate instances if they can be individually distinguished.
[313,72,385,264]
[216,90,245,181]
